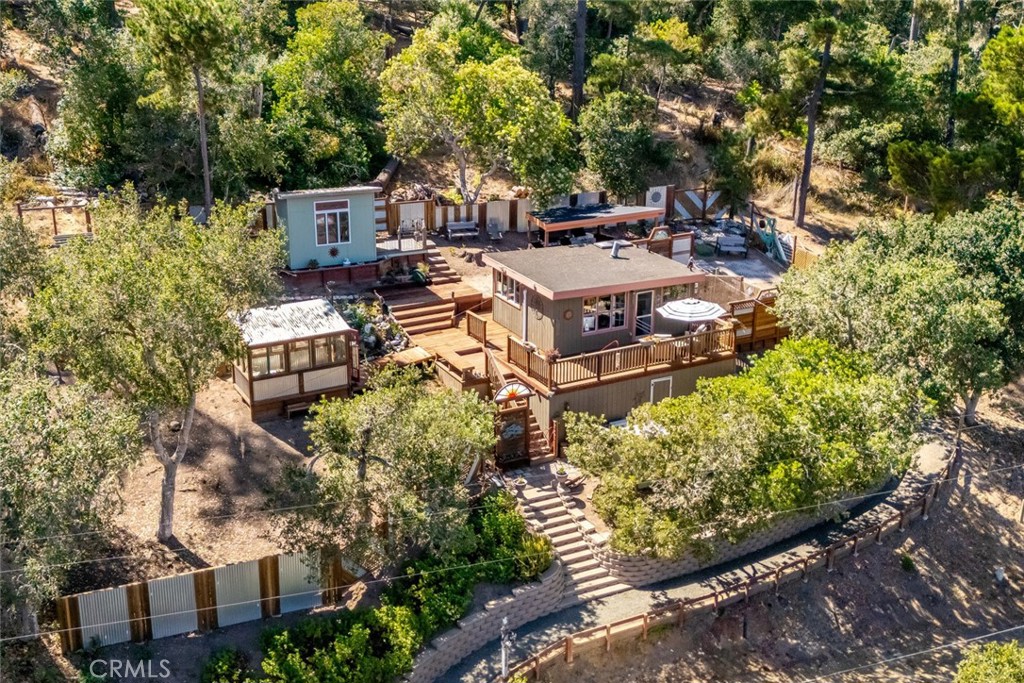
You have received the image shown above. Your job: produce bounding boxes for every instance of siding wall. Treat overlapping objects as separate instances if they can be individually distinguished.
[303,366,348,393]
[252,374,300,402]
[530,358,736,430]
[280,191,379,270]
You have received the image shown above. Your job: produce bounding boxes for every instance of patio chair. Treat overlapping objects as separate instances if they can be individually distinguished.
[487,218,504,241]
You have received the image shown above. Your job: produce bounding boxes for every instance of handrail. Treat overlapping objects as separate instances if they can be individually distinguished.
[504,448,961,680]
[507,327,736,390]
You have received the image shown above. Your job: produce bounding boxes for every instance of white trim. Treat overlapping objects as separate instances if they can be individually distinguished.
[634,289,654,338]
[650,376,672,403]
[582,292,628,335]
[314,200,351,247]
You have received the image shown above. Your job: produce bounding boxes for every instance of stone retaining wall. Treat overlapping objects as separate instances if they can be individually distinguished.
[405,561,566,683]
[560,486,876,587]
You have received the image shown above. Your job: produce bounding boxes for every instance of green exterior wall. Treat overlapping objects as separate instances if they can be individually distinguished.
[277,189,378,270]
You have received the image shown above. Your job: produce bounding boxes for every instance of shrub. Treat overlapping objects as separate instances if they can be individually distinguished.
[900,553,916,573]
[955,641,1024,683]
[200,649,251,683]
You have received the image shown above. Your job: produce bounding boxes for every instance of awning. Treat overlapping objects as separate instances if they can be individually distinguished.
[656,298,726,323]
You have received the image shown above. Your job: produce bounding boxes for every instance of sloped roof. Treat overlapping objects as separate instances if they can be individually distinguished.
[235,299,351,347]
[274,185,380,200]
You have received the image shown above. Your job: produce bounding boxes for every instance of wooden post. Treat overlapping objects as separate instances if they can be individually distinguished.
[193,568,219,632]
[876,523,884,545]
[826,547,835,572]
[15,202,23,221]
[922,492,931,521]
[802,557,809,582]
[605,623,612,651]
[642,613,650,640]
[564,635,574,663]
[898,509,907,531]
[258,555,281,618]
[852,534,859,557]
[85,209,93,233]
[125,581,152,643]
[51,207,59,236]
[56,595,83,653]
[774,568,781,595]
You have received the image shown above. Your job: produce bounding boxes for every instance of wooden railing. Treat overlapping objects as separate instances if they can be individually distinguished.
[507,326,735,390]
[504,448,962,681]
[467,310,488,344]
[728,289,787,350]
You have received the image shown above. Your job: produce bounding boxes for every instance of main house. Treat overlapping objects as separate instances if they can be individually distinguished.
[481,243,737,437]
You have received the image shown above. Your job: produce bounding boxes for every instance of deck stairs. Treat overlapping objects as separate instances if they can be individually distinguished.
[425,249,460,285]
[487,351,555,467]
[390,300,456,336]
[513,474,630,609]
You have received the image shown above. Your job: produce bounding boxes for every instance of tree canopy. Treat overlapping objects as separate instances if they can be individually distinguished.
[565,338,920,559]
[578,91,671,199]
[955,641,1024,683]
[380,10,576,205]
[275,366,496,570]
[0,361,141,635]
[32,189,284,541]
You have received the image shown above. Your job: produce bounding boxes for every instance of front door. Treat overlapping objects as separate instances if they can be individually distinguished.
[634,290,654,337]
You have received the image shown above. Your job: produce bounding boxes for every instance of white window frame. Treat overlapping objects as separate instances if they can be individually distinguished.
[582,292,627,334]
[496,271,522,308]
[314,200,351,247]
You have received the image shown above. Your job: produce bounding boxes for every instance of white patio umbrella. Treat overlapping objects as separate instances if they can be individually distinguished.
[656,298,726,323]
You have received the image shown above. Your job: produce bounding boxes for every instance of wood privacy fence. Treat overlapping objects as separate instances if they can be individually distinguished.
[728,290,788,352]
[504,448,961,681]
[792,245,821,270]
[55,552,363,653]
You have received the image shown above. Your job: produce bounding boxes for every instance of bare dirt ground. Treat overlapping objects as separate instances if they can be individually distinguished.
[541,387,1024,683]
[112,378,311,572]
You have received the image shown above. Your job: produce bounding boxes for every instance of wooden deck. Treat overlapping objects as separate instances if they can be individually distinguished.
[406,311,514,382]
[382,281,484,313]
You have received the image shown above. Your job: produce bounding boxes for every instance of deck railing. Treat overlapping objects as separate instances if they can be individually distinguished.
[506,324,735,390]
[467,310,488,344]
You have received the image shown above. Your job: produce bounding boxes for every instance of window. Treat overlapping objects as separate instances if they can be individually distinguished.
[496,271,521,306]
[289,340,311,371]
[583,293,627,333]
[314,200,350,246]
[313,336,348,367]
[251,345,286,377]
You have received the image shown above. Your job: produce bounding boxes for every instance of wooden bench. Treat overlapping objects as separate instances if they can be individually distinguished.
[445,220,479,239]
[715,234,748,257]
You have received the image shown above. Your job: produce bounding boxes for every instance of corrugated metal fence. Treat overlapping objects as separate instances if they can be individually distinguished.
[55,552,364,653]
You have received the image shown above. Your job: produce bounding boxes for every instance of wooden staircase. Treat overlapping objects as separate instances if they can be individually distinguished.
[527,413,555,465]
[425,249,460,285]
[390,300,456,336]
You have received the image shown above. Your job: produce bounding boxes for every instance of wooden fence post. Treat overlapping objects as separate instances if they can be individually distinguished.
[802,557,810,582]
[125,581,152,643]
[642,613,650,640]
[826,547,835,572]
[258,555,281,618]
[193,568,219,632]
[56,595,82,653]
[605,624,612,651]
[564,635,574,663]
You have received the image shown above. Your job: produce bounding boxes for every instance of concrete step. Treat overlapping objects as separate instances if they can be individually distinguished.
[529,453,557,466]
[552,533,586,550]
[553,538,588,555]
[545,522,579,539]
[522,508,571,524]
[559,582,629,608]
[559,548,594,565]
[518,488,559,504]
[564,556,600,573]
[568,566,611,585]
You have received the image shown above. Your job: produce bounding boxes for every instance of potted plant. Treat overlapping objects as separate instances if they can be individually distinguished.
[555,464,568,484]
[540,348,561,363]
[306,258,319,270]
